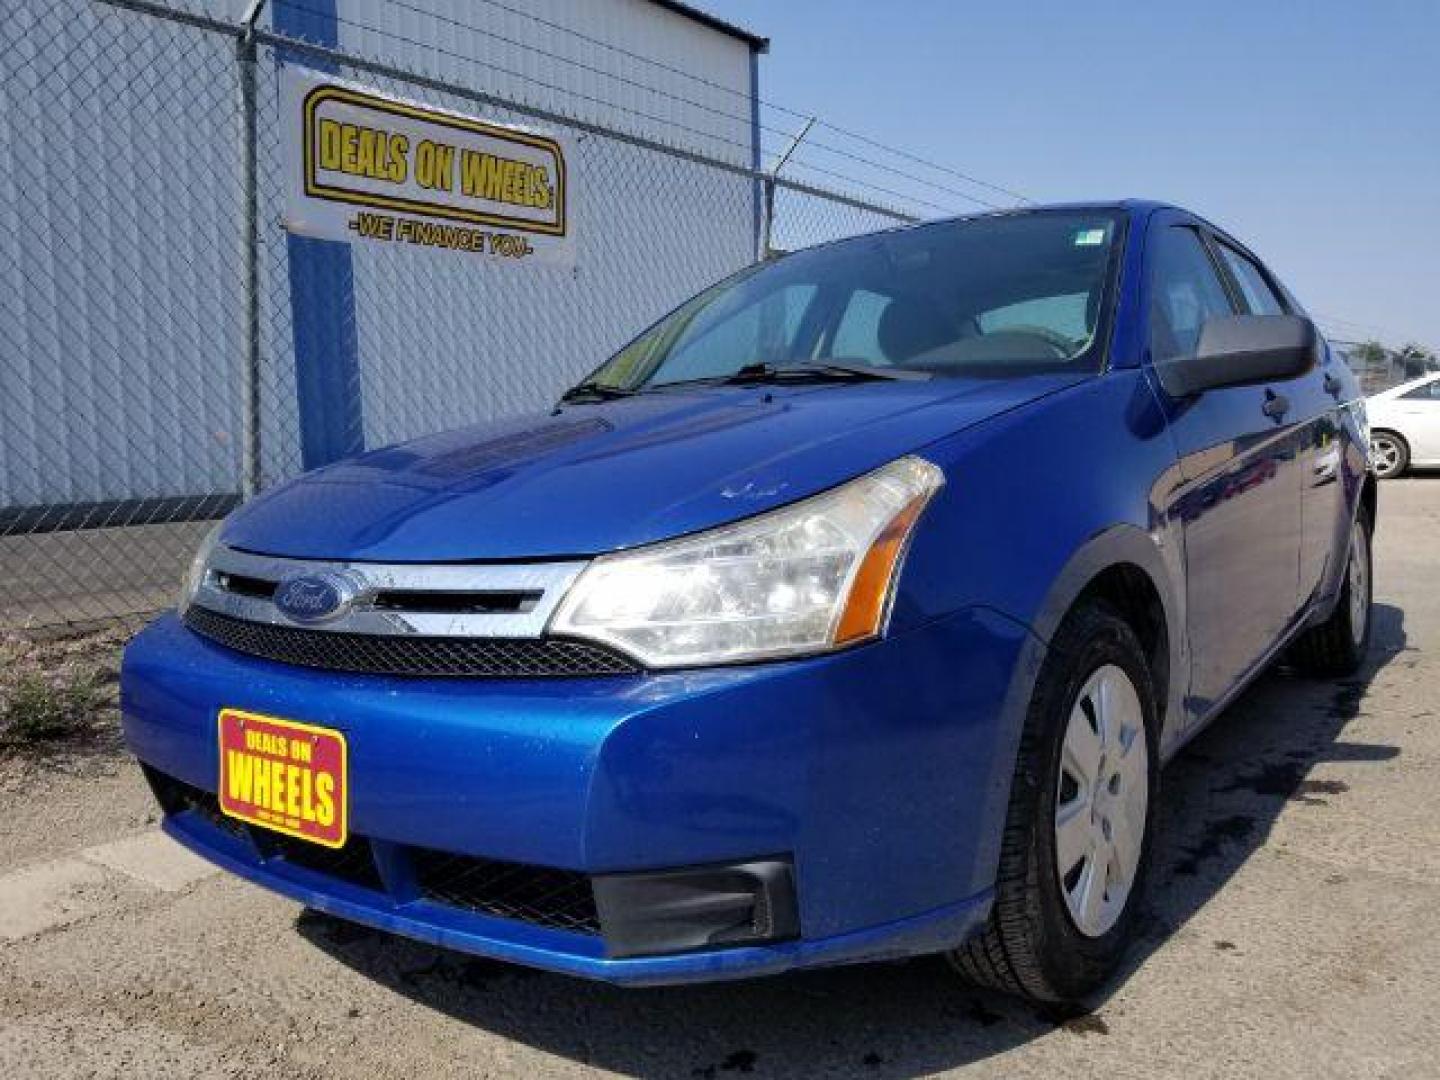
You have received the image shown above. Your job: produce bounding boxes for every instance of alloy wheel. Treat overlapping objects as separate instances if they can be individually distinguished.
[1370,435,1403,478]
[1055,663,1149,938]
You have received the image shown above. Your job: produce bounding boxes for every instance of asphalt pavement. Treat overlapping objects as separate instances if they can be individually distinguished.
[2,479,1437,1079]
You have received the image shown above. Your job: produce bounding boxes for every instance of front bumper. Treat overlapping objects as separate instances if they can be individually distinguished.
[122,607,1032,984]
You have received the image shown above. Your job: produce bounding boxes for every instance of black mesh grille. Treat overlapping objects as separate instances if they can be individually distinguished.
[143,768,385,892]
[142,766,602,937]
[257,834,385,893]
[143,766,251,843]
[184,606,641,678]
[412,849,600,935]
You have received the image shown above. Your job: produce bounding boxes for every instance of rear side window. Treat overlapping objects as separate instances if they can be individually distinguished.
[1148,226,1235,361]
[1216,243,1286,316]
[1401,379,1440,401]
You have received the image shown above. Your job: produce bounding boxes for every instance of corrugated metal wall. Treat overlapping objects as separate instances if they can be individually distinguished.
[297,0,759,467]
[335,0,755,165]
[0,0,246,510]
[1,0,758,508]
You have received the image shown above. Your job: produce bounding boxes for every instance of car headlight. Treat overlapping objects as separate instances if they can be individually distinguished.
[550,456,944,668]
[178,521,225,613]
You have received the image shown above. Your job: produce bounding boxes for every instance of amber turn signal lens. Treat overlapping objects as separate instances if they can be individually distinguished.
[833,492,933,645]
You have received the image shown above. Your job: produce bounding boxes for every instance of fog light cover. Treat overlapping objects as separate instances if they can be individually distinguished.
[592,859,799,958]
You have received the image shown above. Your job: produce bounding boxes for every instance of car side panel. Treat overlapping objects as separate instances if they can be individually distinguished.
[1158,370,1305,713]
[1137,210,1307,725]
[1289,344,1349,603]
[1315,390,1373,609]
[1366,379,1440,465]
[1214,232,1356,612]
[1401,386,1440,462]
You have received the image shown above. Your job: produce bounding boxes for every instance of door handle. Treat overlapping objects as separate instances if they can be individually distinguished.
[1323,372,1341,395]
[1262,390,1289,420]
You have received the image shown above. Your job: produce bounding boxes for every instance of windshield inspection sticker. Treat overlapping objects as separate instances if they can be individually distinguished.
[280,67,575,267]
[1073,228,1108,247]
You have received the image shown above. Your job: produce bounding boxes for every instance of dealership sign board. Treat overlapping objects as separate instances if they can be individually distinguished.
[281,68,574,266]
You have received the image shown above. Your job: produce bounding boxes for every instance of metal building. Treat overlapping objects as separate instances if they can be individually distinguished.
[1,0,767,520]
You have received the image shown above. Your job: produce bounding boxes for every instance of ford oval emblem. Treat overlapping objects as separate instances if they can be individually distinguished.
[273,571,357,625]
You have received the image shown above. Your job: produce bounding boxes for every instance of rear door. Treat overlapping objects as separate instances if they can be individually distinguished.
[1146,215,1304,718]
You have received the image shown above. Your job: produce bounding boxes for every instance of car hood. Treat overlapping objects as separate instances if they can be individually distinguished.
[223,375,1080,562]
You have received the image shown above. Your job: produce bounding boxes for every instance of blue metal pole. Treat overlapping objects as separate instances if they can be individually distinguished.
[273,0,364,473]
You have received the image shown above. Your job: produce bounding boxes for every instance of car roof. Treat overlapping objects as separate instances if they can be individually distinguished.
[821,201,1172,252]
[789,200,1223,264]
[922,199,1175,225]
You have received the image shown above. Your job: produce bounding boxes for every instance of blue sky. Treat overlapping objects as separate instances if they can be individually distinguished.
[706,0,1439,350]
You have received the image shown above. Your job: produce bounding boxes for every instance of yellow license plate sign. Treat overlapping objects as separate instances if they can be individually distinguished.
[218,709,348,848]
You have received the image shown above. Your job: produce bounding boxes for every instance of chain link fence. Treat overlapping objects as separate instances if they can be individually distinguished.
[0,0,921,631]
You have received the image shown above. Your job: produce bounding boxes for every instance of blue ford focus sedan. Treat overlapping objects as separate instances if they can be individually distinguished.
[122,201,1375,1003]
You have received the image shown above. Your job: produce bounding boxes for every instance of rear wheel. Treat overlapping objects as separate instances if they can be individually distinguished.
[949,601,1158,1003]
[1370,431,1408,479]
[1288,514,1373,676]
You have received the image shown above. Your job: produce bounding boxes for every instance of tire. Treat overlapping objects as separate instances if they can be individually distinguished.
[1287,512,1373,676]
[949,601,1159,1003]
[1370,430,1409,479]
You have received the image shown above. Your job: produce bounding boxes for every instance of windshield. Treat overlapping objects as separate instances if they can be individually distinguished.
[583,210,1123,391]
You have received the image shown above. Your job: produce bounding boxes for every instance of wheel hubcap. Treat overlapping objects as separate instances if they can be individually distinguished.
[1371,437,1399,475]
[1055,664,1149,938]
[1348,521,1370,647]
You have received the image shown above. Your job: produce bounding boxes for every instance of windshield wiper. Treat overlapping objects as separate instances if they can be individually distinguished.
[558,380,637,404]
[722,361,929,385]
[631,360,932,395]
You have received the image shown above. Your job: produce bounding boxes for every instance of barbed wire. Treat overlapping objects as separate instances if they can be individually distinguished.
[811,119,1033,205]
[270,0,1021,214]
[270,0,770,157]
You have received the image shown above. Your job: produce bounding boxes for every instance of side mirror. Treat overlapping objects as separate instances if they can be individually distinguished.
[1154,314,1320,398]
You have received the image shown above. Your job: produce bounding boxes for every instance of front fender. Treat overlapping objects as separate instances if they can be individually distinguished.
[892,369,1187,755]
[1021,523,1187,758]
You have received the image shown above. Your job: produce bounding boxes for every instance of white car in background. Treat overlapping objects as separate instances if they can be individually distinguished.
[1367,372,1440,478]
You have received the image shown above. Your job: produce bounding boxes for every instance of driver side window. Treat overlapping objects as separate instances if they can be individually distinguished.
[1148,226,1235,362]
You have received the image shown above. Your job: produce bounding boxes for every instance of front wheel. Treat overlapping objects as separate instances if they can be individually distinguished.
[949,601,1159,1003]
[1288,515,1373,676]
[1370,431,1409,479]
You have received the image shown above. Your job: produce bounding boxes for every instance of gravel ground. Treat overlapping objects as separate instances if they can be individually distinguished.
[1,479,1437,1079]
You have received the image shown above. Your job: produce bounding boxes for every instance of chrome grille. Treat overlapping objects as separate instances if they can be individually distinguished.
[194,545,587,639]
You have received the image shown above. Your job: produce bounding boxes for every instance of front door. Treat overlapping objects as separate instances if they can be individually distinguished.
[1211,237,1344,606]
[1146,218,1304,721]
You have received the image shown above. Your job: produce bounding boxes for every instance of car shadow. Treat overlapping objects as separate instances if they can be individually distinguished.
[297,602,1410,1077]
[1107,600,1409,997]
